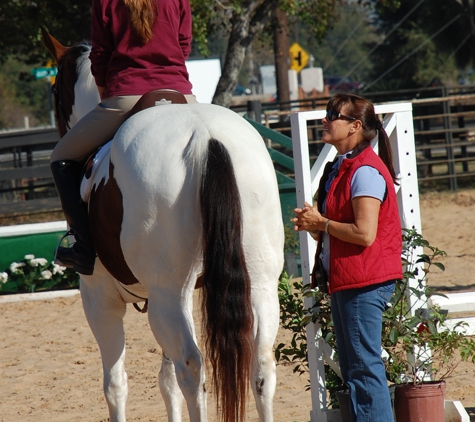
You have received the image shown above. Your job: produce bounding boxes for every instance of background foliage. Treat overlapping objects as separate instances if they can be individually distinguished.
[0,0,473,127]
[0,0,91,66]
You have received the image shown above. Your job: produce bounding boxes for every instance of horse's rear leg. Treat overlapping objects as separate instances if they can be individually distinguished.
[147,288,207,422]
[159,351,185,422]
[251,286,280,422]
[80,275,128,422]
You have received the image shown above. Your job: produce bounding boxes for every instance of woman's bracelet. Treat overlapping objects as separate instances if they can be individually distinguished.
[324,219,331,234]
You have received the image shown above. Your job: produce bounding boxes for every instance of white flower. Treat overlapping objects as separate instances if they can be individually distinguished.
[9,262,26,273]
[30,258,48,267]
[0,272,8,283]
[52,263,66,275]
[24,254,35,260]
[41,270,53,280]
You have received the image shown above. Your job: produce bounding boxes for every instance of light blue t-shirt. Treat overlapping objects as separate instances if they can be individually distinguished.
[321,152,386,273]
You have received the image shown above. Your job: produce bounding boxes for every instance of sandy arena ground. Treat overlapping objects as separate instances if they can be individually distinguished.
[1,189,475,421]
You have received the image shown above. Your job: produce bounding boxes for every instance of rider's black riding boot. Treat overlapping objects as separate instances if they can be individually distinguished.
[50,160,96,275]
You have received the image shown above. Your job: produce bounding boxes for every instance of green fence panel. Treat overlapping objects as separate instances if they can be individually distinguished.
[0,231,63,271]
[244,116,297,211]
[244,116,293,150]
[245,116,301,275]
[267,147,295,171]
[276,170,295,190]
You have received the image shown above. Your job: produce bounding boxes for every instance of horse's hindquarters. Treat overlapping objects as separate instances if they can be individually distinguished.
[97,103,284,422]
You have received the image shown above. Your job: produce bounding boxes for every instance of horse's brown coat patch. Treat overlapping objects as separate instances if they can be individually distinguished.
[89,162,140,285]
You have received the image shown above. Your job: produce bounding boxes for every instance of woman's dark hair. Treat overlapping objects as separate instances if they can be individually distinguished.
[327,93,398,184]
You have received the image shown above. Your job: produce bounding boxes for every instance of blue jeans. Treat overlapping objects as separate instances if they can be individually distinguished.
[331,280,395,422]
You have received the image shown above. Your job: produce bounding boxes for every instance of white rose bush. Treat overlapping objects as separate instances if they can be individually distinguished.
[1,254,79,294]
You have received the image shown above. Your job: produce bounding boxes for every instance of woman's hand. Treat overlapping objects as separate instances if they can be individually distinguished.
[292,197,381,247]
[292,202,325,234]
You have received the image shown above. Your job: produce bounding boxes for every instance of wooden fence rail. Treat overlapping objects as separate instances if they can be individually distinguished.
[0,127,60,215]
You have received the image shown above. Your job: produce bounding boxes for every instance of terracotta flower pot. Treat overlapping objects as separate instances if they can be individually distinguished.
[395,380,446,422]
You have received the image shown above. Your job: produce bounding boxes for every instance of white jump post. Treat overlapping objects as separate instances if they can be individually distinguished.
[290,102,422,422]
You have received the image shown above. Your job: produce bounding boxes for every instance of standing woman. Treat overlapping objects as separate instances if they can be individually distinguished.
[50,0,195,275]
[293,94,402,422]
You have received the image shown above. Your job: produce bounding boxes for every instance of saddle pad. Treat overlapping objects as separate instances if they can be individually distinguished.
[80,141,111,203]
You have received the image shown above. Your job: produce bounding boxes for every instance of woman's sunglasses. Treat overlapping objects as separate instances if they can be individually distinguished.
[326,110,356,122]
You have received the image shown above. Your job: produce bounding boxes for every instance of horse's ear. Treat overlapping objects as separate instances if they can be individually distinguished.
[41,26,68,63]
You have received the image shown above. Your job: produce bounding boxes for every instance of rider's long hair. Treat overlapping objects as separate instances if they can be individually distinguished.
[123,0,158,44]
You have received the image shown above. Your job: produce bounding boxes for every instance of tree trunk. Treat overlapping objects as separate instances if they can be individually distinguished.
[212,0,279,107]
[212,14,249,107]
[273,7,290,107]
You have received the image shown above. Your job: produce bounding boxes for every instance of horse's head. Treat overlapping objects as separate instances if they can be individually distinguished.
[41,28,100,137]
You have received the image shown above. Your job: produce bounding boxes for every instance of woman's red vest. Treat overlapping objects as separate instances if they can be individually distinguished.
[325,147,403,293]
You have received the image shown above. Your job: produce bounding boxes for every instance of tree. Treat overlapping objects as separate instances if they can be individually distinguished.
[0,0,90,65]
[304,2,380,85]
[211,0,279,106]
[191,0,340,106]
[393,0,475,68]
[364,0,473,91]
[0,57,52,129]
[0,1,90,129]
[0,0,340,109]
[274,7,291,105]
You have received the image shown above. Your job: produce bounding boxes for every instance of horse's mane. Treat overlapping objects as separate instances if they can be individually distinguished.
[60,41,91,72]
[75,42,92,75]
[53,41,93,136]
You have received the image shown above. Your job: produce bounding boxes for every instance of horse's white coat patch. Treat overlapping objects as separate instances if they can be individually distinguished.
[80,142,111,202]
[72,46,100,126]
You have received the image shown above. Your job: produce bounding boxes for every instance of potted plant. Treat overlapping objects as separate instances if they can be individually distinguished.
[382,228,475,422]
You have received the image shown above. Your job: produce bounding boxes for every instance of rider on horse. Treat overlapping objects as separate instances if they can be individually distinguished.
[50,0,196,275]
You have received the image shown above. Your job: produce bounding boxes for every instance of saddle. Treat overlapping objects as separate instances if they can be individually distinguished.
[127,88,188,117]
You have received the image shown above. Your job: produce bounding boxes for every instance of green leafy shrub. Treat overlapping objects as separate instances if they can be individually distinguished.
[0,254,79,294]
[276,271,345,407]
[284,222,300,254]
[382,228,475,384]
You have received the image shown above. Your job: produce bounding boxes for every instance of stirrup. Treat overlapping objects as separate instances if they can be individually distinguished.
[54,230,75,268]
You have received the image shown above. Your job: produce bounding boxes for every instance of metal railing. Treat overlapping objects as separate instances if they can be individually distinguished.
[3,85,475,216]
[234,85,475,193]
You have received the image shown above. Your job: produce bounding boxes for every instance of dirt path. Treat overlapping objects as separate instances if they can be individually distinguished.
[1,188,475,421]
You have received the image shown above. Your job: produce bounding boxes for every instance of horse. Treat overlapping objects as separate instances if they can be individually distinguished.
[41,29,285,422]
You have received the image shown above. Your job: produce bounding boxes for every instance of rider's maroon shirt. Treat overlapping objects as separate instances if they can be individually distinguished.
[90,0,193,99]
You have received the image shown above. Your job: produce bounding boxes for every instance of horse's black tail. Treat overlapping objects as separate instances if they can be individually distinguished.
[200,139,254,422]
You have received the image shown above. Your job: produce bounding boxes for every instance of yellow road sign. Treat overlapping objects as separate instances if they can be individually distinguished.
[46,60,57,84]
[289,42,309,73]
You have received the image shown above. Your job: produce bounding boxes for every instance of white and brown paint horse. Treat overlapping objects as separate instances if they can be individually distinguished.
[42,30,284,422]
